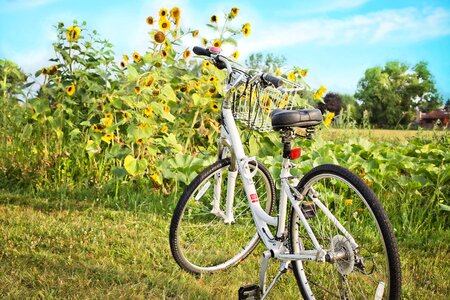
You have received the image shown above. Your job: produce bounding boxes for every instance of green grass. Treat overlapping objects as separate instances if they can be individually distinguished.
[1,190,448,299]
[319,128,448,142]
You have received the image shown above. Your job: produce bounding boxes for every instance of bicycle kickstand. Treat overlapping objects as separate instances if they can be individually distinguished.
[260,251,290,300]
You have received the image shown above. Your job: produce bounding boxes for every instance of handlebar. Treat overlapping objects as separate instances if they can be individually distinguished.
[193,46,284,88]
[193,46,212,57]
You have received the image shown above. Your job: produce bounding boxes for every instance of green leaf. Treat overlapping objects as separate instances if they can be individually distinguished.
[439,204,450,212]
[127,65,139,81]
[124,155,148,176]
[106,144,131,159]
[69,128,81,137]
[223,37,238,47]
[161,84,177,102]
[112,167,128,178]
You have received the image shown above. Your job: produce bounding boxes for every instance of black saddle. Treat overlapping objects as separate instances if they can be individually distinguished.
[271,109,322,130]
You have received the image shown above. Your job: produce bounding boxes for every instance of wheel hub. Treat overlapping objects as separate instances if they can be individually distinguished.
[331,235,355,275]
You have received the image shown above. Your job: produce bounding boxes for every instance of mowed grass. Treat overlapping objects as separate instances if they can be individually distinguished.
[319,128,448,142]
[1,190,449,299]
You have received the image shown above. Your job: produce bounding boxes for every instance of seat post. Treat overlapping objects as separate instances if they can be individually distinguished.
[280,129,296,159]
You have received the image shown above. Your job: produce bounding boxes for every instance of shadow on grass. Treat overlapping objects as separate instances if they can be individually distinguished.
[0,186,178,216]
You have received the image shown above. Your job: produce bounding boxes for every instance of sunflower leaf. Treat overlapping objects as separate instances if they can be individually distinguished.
[223,37,237,47]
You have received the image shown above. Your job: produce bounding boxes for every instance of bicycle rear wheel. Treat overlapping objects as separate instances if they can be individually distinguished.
[170,158,275,274]
[289,164,401,299]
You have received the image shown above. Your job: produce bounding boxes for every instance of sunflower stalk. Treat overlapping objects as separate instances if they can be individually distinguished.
[184,110,199,152]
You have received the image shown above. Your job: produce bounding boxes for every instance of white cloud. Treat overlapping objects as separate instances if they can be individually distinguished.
[294,0,371,15]
[238,7,450,56]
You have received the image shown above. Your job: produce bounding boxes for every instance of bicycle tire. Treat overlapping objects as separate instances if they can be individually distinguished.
[170,158,275,274]
[289,164,401,299]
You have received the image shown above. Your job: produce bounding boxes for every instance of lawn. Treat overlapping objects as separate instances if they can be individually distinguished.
[1,189,448,299]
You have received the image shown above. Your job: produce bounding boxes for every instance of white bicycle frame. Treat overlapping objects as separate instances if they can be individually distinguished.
[210,55,359,297]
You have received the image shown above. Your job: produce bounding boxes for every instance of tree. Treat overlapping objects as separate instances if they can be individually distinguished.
[354,61,442,128]
[444,99,450,112]
[317,92,346,115]
[245,52,286,73]
[0,59,29,103]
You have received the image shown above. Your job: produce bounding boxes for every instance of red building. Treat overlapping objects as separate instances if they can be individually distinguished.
[416,110,450,129]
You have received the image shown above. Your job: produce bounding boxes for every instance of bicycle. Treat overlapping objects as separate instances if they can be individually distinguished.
[169,46,401,299]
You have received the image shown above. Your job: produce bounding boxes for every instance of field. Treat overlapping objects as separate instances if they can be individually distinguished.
[1,129,449,299]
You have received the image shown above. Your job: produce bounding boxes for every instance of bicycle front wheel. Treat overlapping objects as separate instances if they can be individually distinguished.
[170,158,275,274]
[289,164,401,299]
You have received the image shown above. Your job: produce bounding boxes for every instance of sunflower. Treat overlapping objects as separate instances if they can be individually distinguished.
[122,111,132,119]
[230,7,239,19]
[160,126,168,134]
[170,7,181,20]
[210,101,220,112]
[288,72,296,81]
[159,8,168,18]
[231,51,239,59]
[275,69,281,76]
[208,85,218,96]
[134,86,141,95]
[150,173,160,182]
[136,138,144,145]
[144,106,153,117]
[192,30,199,38]
[123,54,129,62]
[41,67,48,75]
[323,112,335,126]
[142,74,154,87]
[314,85,327,100]
[48,65,58,75]
[103,118,113,127]
[152,89,160,96]
[163,105,170,113]
[132,51,141,63]
[159,17,171,31]
[105,113,113,119]
[208,75,217,83]
[242,23,251,37]
[66,25,81,42]
[120,61,126,68]
[210,15,218,23]
[66,84,76,96]
[153,31,166,44]
[202,61,211,68]
[161,49,168,59]
[212,39,221,48]
[344,199,353,206]
[101,133,114,144]
[91,124,105,133]
[298,69,308,77]
[158,98,168,105]
[138,123,148,129]
[201,37,207,46]
[183,49,191,60]
[146,16,154,25]
[192,80,201,90]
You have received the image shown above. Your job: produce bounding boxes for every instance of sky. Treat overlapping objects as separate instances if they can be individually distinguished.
[1,0,449,100]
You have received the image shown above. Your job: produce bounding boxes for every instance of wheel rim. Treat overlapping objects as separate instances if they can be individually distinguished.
[176,162,273,272]
[291,173,391,299]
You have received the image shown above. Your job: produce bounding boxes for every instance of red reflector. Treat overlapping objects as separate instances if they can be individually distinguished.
[290,147,301,159]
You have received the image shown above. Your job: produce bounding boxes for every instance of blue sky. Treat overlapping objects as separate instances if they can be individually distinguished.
[1,0,449,100]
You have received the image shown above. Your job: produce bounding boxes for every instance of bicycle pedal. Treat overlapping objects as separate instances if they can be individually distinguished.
[301,202,317,219]
[238,284,261,300]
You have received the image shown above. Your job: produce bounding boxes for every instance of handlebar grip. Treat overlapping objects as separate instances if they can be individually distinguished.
[193,46,211,57]
[261,73,283,88]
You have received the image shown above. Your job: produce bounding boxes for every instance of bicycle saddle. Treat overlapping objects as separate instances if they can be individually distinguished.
[271,109,322,129]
